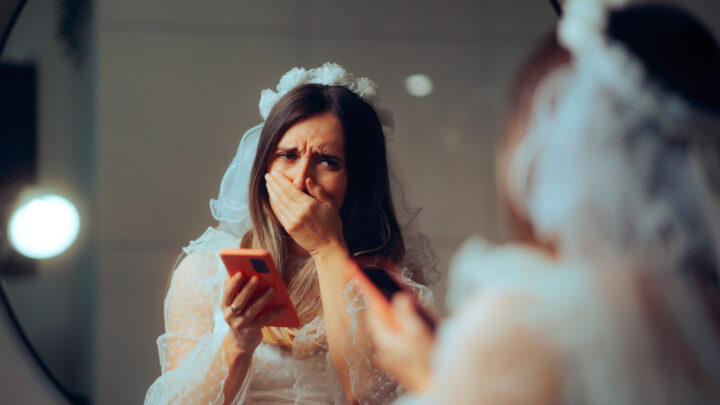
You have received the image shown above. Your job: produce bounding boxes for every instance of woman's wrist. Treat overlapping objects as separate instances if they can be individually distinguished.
[222,333,256,369]
[310,239,349,263]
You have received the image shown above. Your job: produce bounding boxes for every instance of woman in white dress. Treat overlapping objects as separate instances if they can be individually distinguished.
[366,2,720,404]
[145,63,435,405]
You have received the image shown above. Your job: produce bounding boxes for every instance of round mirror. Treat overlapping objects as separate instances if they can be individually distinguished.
[5,1,718,403]
[23,1,720,403]
[1,0,94,403]
[0,1,560,403]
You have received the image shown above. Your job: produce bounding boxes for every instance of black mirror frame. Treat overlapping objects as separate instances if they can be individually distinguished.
[0,1,88,403]
[0,1,563,403]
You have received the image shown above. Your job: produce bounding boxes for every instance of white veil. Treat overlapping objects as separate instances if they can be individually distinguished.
[209,123,261,238]
[505,0,720,403]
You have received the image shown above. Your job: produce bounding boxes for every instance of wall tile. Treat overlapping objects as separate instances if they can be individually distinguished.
[99,0,297,27]
[96,248,178,405]
[97,32,298,242]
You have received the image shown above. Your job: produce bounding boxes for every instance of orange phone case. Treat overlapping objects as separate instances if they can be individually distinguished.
[219,248,301,328]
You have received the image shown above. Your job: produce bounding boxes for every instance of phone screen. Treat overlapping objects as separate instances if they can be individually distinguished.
[362,267,403,300]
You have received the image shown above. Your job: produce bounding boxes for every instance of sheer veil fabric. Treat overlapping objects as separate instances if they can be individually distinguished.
[398,0,720,404]
[145,66,438,404]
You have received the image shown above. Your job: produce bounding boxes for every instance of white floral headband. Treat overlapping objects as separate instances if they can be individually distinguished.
[257,62,394,132]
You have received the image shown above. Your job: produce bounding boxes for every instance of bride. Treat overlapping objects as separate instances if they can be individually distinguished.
[366,1,720,404]
[145,63,435,405]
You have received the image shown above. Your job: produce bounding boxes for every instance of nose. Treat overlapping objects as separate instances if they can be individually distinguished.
[291,157,311,191]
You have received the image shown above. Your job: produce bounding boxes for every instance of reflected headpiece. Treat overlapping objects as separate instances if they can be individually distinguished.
[258,62,394,133]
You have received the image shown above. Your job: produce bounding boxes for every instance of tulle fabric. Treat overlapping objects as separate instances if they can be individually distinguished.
[144,227,244,405]
[209,124,261,237]
[343,271,436,404]
[146,224,434,404]
[397,239,720,405]
[399,0,720,403]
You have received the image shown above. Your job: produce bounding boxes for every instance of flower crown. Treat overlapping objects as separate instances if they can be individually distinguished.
[258,62,394,132]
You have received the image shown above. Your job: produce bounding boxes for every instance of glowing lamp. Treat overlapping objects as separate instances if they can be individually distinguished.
[7,194,80,259]
[404,74,434,97]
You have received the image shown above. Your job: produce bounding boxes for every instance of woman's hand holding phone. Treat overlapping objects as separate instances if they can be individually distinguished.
[365,292,435,394]
[221,272,286,354]
[349,258,437,394]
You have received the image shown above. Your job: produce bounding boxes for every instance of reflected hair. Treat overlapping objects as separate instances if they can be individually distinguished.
[242,84,405,349]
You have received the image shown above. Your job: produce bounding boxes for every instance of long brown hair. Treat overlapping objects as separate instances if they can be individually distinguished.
[242,84,405,349]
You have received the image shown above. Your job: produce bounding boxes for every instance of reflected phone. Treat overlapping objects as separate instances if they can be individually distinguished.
[219,248,301,328]
[348,258,436,332]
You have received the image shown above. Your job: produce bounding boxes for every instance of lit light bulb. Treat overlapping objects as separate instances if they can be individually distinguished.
[8,194,80,259]
[405,74,434,97]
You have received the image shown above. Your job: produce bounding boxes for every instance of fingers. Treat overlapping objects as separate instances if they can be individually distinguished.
[243,286,275,320]
[266,171,305,204]
[392,293,428,333]
[306,177,335,209]
[367,294,431,358]
[225,282,281,330]
[392,293,415,313]
[223,272,245,307]
[366,304,392,341]
[266,177,296,225]
[255,306,286,325]
[366,303,403,368]
[266,173,308,232]
[227,276,260,316]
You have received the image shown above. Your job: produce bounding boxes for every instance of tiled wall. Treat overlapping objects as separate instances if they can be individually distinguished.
[5,0,720,404]
[95,2,562,402]
[90,0,719,403]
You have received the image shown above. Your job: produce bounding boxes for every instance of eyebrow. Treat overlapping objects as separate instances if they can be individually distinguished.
[317,153,344,162]
[274,147,344,161]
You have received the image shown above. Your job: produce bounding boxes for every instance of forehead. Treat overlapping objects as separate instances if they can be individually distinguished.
[276,112,345,153]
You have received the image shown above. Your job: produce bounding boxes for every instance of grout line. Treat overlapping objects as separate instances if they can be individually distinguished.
[98,238,187,251]
[98,18,541,44]
[96,234,472,251]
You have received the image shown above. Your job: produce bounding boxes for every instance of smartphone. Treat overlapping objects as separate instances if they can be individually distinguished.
[219,248,301,328]
[348,258,436,332]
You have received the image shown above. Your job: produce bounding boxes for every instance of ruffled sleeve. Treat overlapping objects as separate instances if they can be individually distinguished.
[145,227,252,405]
[342,266,437,404]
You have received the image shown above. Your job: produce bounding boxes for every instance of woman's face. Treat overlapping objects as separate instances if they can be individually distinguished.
[499,56,570,249]
[268,111,348,209]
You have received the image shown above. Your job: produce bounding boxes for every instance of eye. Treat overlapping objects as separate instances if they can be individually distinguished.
[320,159,339,168]
[276,151,296,160]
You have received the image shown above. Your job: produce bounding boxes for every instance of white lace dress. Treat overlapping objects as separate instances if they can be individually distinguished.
[397,237,720,405]
[145,226,431,405]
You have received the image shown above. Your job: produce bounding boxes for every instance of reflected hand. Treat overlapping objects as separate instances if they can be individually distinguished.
[265,171,346,256]
[222,272,285,354]
[366,293,435,394]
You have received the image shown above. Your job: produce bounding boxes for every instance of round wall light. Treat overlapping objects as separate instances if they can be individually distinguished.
[7,194,80,259]
[405,74,434,97]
